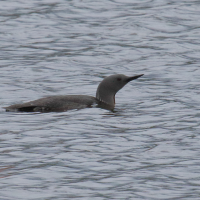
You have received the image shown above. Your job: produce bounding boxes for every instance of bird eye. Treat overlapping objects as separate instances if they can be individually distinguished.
[117,78,122,81]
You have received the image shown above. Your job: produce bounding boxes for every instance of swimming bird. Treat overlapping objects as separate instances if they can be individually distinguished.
[4,74,143,112]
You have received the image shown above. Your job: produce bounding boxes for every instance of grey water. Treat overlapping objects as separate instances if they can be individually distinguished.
[1,0,200,199]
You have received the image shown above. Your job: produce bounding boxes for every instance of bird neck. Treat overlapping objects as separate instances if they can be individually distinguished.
[96,86,115,107]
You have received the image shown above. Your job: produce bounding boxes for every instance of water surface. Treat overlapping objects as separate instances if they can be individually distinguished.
[1,0,200,199]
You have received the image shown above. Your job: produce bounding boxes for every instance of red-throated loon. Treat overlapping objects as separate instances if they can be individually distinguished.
[4,74,143,112]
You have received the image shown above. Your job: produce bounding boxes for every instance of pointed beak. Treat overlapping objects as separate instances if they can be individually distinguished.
[126,74,144,82]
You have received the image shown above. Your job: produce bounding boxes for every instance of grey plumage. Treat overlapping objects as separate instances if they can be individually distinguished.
[4,74,143,112]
